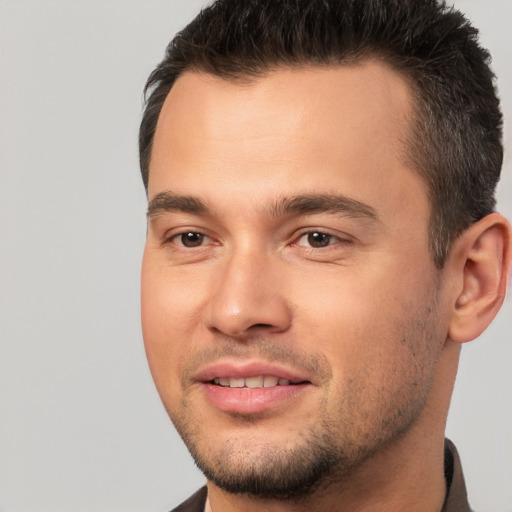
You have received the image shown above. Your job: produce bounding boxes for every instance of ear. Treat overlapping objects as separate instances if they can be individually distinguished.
[448,213,512,343]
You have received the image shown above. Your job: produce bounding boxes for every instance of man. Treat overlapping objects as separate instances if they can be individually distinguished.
[139,1,511,511]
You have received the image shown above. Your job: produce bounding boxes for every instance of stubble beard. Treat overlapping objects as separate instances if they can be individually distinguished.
[170,382,432,501]
[179,416,348,499]
[169,373,438,500]
[166,295,444,500]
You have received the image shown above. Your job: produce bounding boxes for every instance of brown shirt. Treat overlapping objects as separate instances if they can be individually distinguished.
[171,439,472,512]
[441,439,473,512]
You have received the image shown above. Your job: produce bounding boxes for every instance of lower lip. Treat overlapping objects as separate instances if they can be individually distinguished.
[201,382,310,414]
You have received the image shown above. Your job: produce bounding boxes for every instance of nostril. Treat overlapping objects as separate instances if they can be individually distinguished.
[250,323,274,329]
[205,293,292,338]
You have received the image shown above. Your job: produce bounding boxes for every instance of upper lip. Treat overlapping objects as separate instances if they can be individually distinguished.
[194,360,313,384]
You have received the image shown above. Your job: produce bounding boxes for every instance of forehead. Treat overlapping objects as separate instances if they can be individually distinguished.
[149,61,426,224]
[152,61,413,166]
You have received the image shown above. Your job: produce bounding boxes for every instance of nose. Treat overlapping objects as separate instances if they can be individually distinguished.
[204,249,292,338]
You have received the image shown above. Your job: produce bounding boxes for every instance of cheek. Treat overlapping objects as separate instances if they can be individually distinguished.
[141,255,205,399]
[141,250,208,340]
[292,260,439,386]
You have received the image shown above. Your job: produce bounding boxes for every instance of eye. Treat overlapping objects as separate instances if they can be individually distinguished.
[174,232,209,248]
[295,231,340,248]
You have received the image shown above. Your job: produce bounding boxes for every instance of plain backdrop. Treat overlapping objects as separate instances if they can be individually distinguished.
[0,1,510,511]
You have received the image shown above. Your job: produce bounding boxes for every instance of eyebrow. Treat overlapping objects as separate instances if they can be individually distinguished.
[147,191,379,223]
[269,194,380,222]
[147,191,211,219]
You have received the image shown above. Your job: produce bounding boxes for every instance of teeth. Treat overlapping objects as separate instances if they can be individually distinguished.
[213,376,293,388]
[245,376,264,388]
[230,378,245,388]
[263,375,279,387]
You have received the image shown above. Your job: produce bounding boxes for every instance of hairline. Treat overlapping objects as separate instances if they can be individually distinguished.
[144,56,449,266]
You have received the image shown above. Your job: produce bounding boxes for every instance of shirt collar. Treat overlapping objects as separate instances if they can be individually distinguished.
[441,439,472,512]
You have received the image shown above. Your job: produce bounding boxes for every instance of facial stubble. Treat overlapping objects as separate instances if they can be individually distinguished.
[166,294,445,500]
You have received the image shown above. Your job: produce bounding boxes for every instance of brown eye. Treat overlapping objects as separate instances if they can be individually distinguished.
[306,232,332,248]
[179,232,205,247]
[295,231,338,248]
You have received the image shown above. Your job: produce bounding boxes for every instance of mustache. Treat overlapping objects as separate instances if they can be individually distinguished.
[181,335,332,385]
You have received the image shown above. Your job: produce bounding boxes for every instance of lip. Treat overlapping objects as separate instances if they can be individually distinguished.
[195,360,313,414]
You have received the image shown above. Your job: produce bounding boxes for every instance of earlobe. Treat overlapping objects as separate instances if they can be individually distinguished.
[448,213,512,343]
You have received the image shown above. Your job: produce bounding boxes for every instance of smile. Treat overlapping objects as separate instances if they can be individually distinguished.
[195,361,314,414]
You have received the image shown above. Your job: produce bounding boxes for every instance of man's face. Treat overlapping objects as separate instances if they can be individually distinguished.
[141,62,451,497]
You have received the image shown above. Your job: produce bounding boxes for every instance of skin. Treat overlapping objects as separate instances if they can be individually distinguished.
[141,61,511,511]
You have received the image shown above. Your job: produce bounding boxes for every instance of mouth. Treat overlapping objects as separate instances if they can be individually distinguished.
[196,362,313,414]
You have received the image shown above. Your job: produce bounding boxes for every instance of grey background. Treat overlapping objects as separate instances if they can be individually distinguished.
[0,1,510,511]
